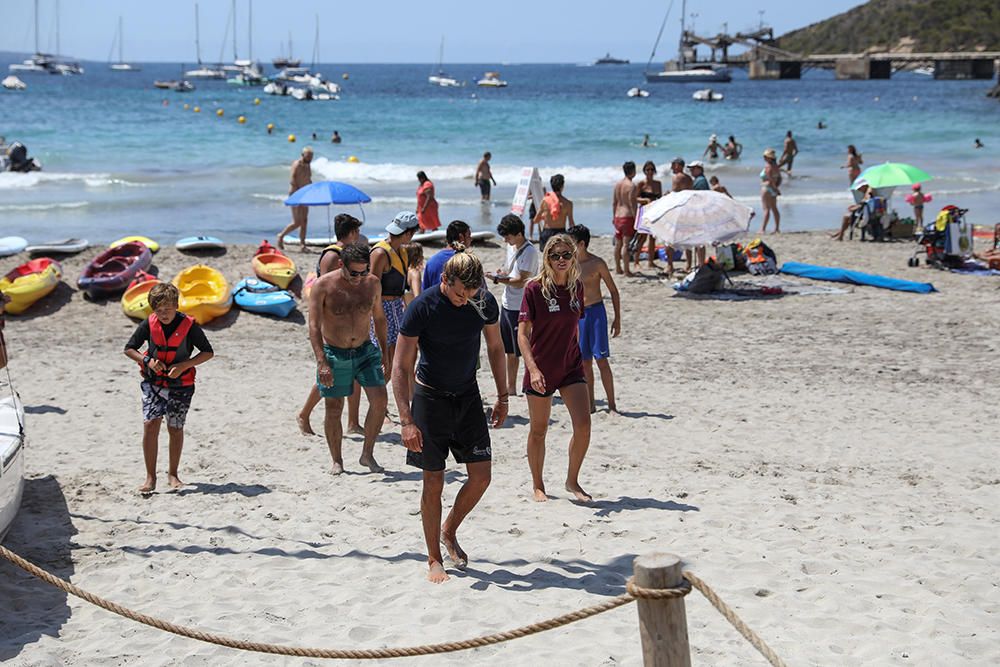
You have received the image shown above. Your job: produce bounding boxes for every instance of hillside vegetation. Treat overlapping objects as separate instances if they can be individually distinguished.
[777,0,1000,54]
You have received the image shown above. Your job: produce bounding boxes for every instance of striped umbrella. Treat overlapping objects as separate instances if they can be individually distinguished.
[638,190,754,248]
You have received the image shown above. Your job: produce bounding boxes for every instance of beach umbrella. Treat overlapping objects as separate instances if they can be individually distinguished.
[638,190,754,248]
[852,162,932,190]
[283,181,372,241]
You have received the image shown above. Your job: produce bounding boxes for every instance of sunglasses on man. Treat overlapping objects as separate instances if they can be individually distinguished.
[345,266,370,277]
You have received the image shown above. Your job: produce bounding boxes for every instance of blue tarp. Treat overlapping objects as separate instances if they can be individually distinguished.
[780,262,936,293]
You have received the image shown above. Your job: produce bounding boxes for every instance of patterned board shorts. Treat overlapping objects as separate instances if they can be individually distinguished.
[369,298,405,348]
[140,381,195,429]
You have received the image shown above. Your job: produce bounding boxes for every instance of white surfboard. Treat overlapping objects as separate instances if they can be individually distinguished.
[0,236,28,258]
[176,236,226,251]
[25,238,90,255]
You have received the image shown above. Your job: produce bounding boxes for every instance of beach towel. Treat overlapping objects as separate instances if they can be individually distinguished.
[949,260,1000,276]
[780,262,936,293]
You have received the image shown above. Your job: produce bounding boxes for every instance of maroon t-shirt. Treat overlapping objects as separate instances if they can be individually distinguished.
[518,280,585,391]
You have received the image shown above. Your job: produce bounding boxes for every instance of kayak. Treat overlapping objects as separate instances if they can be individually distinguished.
[172,265,232,325]
[0,392,25,542]
[110,235,160,253]
[120,271,162,320]
[0,257,62,314]
[233,277,296,318]
[252,240,297,289]
[78,242,153,298]
[287,230,494,247]
[25,238,89,256]
[0,236,28,258]
[177,236,226,251]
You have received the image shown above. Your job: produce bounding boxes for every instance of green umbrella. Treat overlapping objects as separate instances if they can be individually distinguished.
[852,162,932,190]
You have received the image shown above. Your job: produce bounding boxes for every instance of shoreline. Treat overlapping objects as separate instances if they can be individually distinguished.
[1,233,998,664]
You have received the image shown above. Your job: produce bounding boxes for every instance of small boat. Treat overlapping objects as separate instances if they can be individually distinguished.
[595,53,629,65]
[0,257,62,314]
[263,81,289,95]
[428,36,463,87]
[233,278,296,318]
[120,271,161,320]
[627,87,650,98]
[78,242,153,298]
[2,75,26,90]
[913,66,934,76]
[154,79,194,92]
[110,235,159,253]
[692,88,724,102]
[644,0,731,84]
[252,241,297,289]
[172,265,232,325]
[26,238,89,256]
[1,142,41,173]
[0,391,25,542]
[477,71,508,87]
[0,237,28,257]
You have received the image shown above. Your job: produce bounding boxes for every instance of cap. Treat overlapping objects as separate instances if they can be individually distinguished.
[763,148,777,159]
[671,156,685,165]
[386,211,419,235]
[688,160,704,169]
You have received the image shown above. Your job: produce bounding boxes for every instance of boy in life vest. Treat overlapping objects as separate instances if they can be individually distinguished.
[123,283,214,494]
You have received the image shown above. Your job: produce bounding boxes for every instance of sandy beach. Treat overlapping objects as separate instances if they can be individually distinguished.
[1,231,998,666]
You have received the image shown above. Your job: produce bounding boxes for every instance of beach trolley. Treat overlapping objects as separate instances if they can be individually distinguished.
[909,205,973,268]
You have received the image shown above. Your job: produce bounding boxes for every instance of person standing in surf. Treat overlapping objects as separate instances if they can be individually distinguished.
[393,249,508,583]
[416,171,441,232]
[276,147,313,252]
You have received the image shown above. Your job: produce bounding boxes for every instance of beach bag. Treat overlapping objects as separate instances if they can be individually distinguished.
[716,244,736,270]
[745,239,777,275]
[679,259,725,293]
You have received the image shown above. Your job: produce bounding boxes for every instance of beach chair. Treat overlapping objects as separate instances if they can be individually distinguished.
[849,195,888,242]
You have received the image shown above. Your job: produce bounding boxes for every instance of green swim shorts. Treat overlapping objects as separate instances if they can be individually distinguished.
[317,341,386,398]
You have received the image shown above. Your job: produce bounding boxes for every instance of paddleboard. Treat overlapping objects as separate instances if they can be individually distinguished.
[25,238,90,255]
[110,236,160,253]
[177,236,226,251]
[367,230,494,245]
[0,236,28,258]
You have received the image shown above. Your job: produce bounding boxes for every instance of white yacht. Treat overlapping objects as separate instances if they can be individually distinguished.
[476,71,508,87]
[9,1,84,76]
[108,16,141,72]
[184,3,226,79]
[428,36,463,87]
[644,0,731,84]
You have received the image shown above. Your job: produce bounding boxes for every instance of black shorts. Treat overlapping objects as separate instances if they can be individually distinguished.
[478,179,491,197]
[407,384,491,472]
[539,227,563,250]
[499,308,521,356]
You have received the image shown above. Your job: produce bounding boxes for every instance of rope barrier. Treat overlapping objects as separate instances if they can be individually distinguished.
[0,543,784,664]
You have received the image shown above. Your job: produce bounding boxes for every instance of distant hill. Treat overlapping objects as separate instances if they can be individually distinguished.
[777,0,1000,55]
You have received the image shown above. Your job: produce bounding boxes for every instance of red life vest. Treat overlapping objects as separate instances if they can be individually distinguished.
[139,313,196,387]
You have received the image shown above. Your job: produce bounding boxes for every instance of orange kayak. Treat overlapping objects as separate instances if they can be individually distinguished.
[252,241,297,289]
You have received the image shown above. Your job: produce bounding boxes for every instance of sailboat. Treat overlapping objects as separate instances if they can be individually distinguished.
[227,0,267,85]
[9,0,83,75]
[273,32,301,69]
[428,37,462,87]
[184,3,226,79]
[644,0,730,83]
[109,16,140,71]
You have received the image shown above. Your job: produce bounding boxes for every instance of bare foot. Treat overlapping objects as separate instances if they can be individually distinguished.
[615,268,623,275]
[566,482,593,503]
[138,477,156,495]
[428,560,450,584]
[167,474,184,490]
[533,487,548,502]
[331,461,345,475]
[346,423,364,436]
[359,455,384,473]
[608,402,618,414]
[297,413,315,436]
[589,402,597,414]
[276,237,285,250]
[441,531,468,570]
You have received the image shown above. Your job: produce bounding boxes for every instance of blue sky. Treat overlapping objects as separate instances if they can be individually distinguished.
[1,0,865,63]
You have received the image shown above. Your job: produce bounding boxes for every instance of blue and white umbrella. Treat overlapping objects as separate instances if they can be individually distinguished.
[638,190,753,248]
[284,181,372,241]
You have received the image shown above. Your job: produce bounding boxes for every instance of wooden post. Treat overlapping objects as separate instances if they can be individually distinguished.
[634,553,691,667]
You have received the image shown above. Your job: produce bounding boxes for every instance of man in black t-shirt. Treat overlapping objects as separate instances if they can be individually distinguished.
[393,249,507,584]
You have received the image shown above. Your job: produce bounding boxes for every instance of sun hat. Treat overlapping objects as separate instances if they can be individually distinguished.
[386,211,419,235]
[688,160,704,169]
[709,134,717,142]
[763,148,777,159]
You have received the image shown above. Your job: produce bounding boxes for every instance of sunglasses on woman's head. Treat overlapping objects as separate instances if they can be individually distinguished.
[548,251,573,261]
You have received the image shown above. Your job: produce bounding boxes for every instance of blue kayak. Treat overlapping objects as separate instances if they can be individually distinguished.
[232,278,296,317]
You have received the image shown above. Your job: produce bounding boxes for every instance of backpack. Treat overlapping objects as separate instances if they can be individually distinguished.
[744,239,777,275]
[678,258,726,293]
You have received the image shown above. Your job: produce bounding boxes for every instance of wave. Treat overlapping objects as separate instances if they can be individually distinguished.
[0,171,145,189]
[0,201,90,212]
[310,157,627,186]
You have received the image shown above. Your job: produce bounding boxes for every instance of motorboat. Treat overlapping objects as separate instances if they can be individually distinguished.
[227,63,269,86]
[153,80,194,92]
[108,16,141,72]
[627,87,650,98]
[263,80,289,95]
[913,66,934,76]
[692,88,724,102]
[0,391,25,542]
[289,87,337,101]
[185,64,226,79]
[477,71,508,87]
[1,141,42,173]
[643,0,731,84]
[2,76,27,90]
[595,52,629,65]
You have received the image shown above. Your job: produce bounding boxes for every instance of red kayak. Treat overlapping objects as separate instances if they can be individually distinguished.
[77,241,153,298]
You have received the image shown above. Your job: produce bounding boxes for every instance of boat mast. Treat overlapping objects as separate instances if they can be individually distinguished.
[644,0,674,72]
[34,0,39,54]
[56,0,61,57]
[248,0,253,61]
[232,0,238,62]
[194,3,202,65]
[119,16,124,63]
[438,36,445,72]
[311,14,319,69]
[678,0,686,67]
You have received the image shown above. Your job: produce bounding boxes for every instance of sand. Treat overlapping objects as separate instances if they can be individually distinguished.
[1,232,998,666]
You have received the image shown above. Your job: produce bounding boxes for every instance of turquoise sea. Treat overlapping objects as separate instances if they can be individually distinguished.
[2,60,998,243]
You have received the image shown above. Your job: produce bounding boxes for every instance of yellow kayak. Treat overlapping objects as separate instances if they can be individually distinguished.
[120,271,162,320]
[252,241,297,289]
[0,257,62,314]
[110,236,160,253]
[172,265,232,325]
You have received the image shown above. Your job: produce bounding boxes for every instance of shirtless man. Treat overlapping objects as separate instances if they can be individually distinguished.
[568,225,621,413]
[612,161,638,277]
[533,173,574,249]
[779,131,799,174]
[308,242,389,475]
[474,151,497,201]
[277,147,313,251]
[669,158,695,271]
[393,250,508,583]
